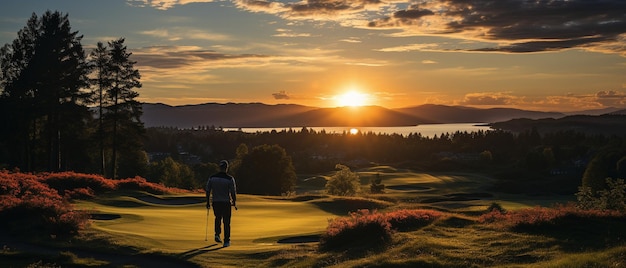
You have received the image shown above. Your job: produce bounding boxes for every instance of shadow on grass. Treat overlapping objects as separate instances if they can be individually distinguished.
[513,215,626,252]
[309,197,393,215]
[178,244,222,259]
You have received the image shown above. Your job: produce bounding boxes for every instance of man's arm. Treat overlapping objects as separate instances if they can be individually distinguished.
[230,178,237,206]
[205,178,212,208]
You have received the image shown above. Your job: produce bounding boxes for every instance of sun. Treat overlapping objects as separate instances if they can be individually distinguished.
[335,90,370,107]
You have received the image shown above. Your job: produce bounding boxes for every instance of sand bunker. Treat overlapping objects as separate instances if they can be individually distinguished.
[90,213,121,220]
[277,235,320,244]
[135,195,205,205]
[386,184,431,191]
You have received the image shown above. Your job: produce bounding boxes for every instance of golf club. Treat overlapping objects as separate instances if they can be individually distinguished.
[204,209,209,241]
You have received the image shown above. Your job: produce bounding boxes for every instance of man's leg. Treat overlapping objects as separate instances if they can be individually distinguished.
[212,203,223,243]
[223,204,232,243]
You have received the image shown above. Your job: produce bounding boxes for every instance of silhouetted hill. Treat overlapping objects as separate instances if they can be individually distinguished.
[397,104,565,123]
[142,103,318,128]
[141,102,599,128]
[490,114,626,135]
[282,106,435,127]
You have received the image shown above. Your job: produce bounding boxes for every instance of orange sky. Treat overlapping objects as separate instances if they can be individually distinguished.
[1,0,626,112]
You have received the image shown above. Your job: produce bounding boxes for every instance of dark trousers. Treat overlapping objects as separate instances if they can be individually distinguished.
[212,202,232,242]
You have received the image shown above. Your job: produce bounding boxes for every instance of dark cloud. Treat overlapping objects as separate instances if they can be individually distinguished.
[460,93,514,106]
[272,90,290,99]
[132,46,268,69]
[595,90,626,106]
[368,0,626,53]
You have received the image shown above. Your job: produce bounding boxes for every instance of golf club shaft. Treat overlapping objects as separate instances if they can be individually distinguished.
[204,209,209,241]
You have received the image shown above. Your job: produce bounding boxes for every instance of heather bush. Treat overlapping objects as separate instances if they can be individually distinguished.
[41,172,116,198]
[116,176,186,194]
[320,209,443,251]
[320,209,392,251]
[0,171,89,238]
[386,209,443,231]
[478,203,624,229]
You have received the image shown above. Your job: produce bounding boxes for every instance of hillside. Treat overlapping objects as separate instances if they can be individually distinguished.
[396,104,565,123]
[490,114,626,135]
[140,102,603,128]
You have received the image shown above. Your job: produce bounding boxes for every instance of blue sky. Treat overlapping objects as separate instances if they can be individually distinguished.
[1,0,625,111]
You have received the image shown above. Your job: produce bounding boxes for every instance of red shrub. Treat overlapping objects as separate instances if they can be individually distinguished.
[478,203,625,229]
[0,170,89,238]
[386,209,444,231]
[116,176,189,194]
[41,171,116,197]
[321,209,392,250]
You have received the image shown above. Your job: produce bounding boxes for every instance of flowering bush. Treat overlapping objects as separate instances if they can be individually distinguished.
[320,208,443,250]
[386,209,444,231]
[478,203,624,229]
[321,209,392,250]
[41,171,116,199]
[0,171,89,238]
[117,176,187,194]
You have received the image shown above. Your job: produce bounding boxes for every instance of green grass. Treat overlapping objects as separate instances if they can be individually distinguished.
[3,166,622,267]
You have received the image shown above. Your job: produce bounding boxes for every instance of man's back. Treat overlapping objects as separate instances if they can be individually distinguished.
[207,172,236,203]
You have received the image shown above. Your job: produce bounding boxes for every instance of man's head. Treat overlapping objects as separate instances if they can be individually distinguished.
[219,160,229,171]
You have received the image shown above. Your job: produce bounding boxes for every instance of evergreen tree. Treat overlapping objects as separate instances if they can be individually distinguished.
[93,38,143,179]
[0,11,91,172]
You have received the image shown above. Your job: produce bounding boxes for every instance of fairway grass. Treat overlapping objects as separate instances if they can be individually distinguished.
[76,194,336,253]
[33,166,605,267]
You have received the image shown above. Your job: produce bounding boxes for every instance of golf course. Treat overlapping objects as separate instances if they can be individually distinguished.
[4,166,626,267]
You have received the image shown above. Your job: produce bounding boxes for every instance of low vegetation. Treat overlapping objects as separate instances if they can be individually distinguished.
[2,169,626,267]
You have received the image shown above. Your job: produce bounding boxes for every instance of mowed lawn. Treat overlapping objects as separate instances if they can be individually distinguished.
[71,167,576,267]
[76,194,335,252]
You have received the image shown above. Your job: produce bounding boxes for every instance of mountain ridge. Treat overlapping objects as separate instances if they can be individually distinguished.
[140,102,617,128]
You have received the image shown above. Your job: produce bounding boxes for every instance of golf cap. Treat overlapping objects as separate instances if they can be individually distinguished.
[219,160,229,169]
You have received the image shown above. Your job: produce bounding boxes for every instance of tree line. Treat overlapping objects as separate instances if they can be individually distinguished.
[144,126,626,196]
[0,11,143,179]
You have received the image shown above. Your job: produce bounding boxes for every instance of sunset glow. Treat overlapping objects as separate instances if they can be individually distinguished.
[335,91,370,107]
[1,1,626,112]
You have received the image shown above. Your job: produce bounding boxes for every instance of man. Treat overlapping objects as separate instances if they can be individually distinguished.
[206,160,237,247]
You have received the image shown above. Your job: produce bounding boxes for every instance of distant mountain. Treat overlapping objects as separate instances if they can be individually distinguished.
[562,107,622,116]
[142,103,318,128]
[141,102,604,128]
[141,103,434,128]
[490,114,626,135]
[396,104,565,123]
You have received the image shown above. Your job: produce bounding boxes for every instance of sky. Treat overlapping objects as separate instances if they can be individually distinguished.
[1,0,625,112]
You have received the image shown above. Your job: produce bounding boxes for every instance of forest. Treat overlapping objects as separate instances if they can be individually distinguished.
[142,123,626,196]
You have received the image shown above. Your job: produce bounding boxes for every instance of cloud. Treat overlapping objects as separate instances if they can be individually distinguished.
[460,92,516,106]
[127,0,215,10]
[139,27,231,41]
[369,0,626,54]
[273,28,312,37]
[272,90,290,99]
[595,90,626,107]
[228,0,626,55]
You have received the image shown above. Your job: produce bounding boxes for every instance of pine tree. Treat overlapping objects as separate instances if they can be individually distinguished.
[99,38,143,179]
[0,11,91,171]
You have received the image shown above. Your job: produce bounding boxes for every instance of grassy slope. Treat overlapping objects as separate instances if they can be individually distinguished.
[75,194,336,267]
[60,166,621,267]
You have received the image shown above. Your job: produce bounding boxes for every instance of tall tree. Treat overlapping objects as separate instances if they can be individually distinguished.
[236,144,296,195]
[0,11,91,172]
[101,38,143,179]
[89,42,111,175]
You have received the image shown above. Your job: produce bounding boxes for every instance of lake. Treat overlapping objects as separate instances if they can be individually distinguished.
[224,123,493,138]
